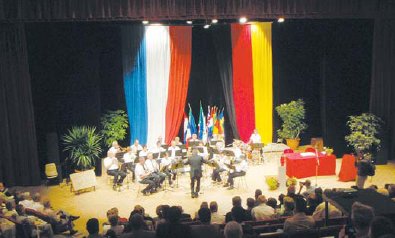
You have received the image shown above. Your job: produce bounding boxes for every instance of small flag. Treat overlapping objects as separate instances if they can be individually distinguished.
[183,113,191,143]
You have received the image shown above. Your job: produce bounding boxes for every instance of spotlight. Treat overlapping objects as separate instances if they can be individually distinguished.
[203,24,210,29]
[186,20,193,24]
[212,19,218,24]
[239,17,247,24]
[278,17,285,23]
[142,20,149,25]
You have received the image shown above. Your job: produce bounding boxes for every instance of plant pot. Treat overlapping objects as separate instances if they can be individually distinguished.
[74,167,95,173]
[286,138,300,150]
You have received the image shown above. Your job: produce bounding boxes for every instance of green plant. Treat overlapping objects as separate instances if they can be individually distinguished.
[276,99,307,139]
[266,176,279,190]
[286,177,297,187]
[62,126,102,171]
[100,110,129,147]
[345,113,382,157]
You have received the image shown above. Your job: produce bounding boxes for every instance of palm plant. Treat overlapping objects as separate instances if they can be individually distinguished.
[62,126,102,171]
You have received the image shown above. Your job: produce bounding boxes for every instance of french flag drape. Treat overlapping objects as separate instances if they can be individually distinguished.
[122,25,192,146]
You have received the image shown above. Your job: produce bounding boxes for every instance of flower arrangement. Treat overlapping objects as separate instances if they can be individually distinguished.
[266,176,279,190]
[286,177,297,187]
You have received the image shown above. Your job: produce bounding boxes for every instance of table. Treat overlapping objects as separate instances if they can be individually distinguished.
[285,152,336,178]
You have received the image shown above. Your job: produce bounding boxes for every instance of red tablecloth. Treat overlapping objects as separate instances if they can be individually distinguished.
[285,153,336,179]
[338,154,357,182]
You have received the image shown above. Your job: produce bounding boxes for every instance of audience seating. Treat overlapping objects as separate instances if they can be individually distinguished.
[25,208,70,234]
[318,225,343,237]
[315,216,347,227]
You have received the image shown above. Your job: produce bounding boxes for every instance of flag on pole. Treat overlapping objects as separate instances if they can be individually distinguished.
[198,102,206,141]
[183,113,191,143]
[207,106,214,139]
[188,104,197,136]
[218,108,225,135]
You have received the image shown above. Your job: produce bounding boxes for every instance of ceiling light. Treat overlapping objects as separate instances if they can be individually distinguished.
[142,20,149,25]
[186,20,193,24]
[239,17,247,24]
[203,24,210,29]
[212,19,218,24]
[278,18,285,23]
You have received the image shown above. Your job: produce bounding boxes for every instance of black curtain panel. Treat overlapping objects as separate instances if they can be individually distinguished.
[370,19,395,164]
[211,25,240,141]
[0,23,41,186]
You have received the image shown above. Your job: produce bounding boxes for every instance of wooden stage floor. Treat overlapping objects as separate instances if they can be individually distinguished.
[42,159,395,237]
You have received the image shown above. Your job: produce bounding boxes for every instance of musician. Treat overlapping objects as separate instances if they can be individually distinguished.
[135,157,157,195]
[108,141,121,155]
[174,136,183,145]
[197,142,209,159]
[189,134,200,142]
[150,140,166,155]
[144,153,166,187]
[232,142,243,159]
[103,152,127,190]
[224,154,248,190]
[139,145,149,157]
[184,149,206,198]
[122,147,136,177]
[168,140,181,159]
[248,129,261,144]
[131,140,143,154]
[211,152,227,183]
[160,152,176,186]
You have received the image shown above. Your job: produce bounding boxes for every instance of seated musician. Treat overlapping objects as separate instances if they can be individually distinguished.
[122,147,136,177]
[103,152,127,190]
[168,140,181,159]
[198,142,209,159]
[211,152,227,183]
[150,140,166,155]
[144,152,166,187]
[139,145,149,157]
[131,139,143,154]
[223,155,248,190]
[248,129,261,144]
[232,142,243,159]
[108,141,121,155]
[174,136,183,145]
[134,157,158,195]
[160,152,176,186]
[189,134,200,142]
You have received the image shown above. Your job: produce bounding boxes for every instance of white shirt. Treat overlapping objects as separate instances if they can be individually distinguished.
[103,156,119,171]
[150,146,166,154]
[139,150,148,157]
[123,152,135,163]
[31,202,44,212]
[19,200,34,209]
[168,146,180,158]
[144,159,159,173]
[233,147,242,159]
[134,163,146,182]
[235,160,248,173]
[250,133,262,143]
[131,144,143,153]
[161,157,173,167]
[251,203,275,220]
[108,146,120,155]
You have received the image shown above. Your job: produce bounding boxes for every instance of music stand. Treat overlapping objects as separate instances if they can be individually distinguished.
[162,145,169,150]
[196,147,204,153]
[251,143,264,163]
[189,141,200,147]
[223,149,235,157]
[152,152,160,159]
[179,144,186,150]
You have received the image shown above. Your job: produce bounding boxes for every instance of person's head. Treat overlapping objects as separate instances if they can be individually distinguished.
[32,192,41,202]
[15,204,25,215]
[278,194,285,205]
[377,188,390,197]
[231,206,246,223]
[109,215,118,226]
[257,195,267,205]
[175,137,180,143]
[255,189,262,200]
[199,142,204,146]
[387,184,395,198]
[106,208,117,218]
[86,218,99,235]
[156,205,163,217]
[164,151,170,158]
[192,134,197,140]
[0,182,4,191]
[134,139,139,146]
[294,196,307,213]
[5,201,15,211]
[246,198,255,209]
[304,179,311,187]
[287,185,296,196]
[130,214,145,231]
[139,157,145,165]
[157,136,163,144]
[200,202,208,209]
[167,206,181,223]
[105,229,117,238]
[22,192,31,201]
[147,152,153,160]
[351,202,375,234]
[369,216,395,238]
[43,199,51,209]
[283,196,295,212]
[192,148,198,156]
[224,221,243,238]
[171,140,176,147]
[253,129,257,134]
[133,205,145,216]
[161,205,170,220]
[198,207,211,224]
[143,145,148,151]
[232,196,242,207]
[112,141,119,148]
[267,198,277,209]
[209,201,218,213]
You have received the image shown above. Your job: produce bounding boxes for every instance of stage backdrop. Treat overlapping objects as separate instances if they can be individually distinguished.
[122,25,192,146]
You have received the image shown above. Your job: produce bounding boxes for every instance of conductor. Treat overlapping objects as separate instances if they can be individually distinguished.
[184,148,206,198]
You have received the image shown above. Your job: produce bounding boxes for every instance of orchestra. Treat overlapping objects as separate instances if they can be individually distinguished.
[103,131,264,196]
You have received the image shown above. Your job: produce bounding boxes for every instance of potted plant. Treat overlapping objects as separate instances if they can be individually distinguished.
[62,126,103,171]
[276,99,308,150]
[345,113,382,160]
[100,110,129,147]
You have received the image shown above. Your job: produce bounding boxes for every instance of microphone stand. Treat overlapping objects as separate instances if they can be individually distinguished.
[315,146,320,187]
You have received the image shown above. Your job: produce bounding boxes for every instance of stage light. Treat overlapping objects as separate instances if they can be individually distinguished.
[239,17,247,24]
[142,20,149,25]
[203,24,210,29]
[278,18,285,23]
[186,20,193,24]
[212,19,218,24]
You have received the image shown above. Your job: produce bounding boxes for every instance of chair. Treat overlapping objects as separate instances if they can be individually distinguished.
[44,163,59,185]
[235,174,248,189]
[305,147,316,153]
[318,225,343,237]
[253,224,284,234]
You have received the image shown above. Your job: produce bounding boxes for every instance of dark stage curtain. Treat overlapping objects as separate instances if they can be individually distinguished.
[0,23,41,186]
[370,19,395,164]
[211,25,240,141]
[1,0,394,22]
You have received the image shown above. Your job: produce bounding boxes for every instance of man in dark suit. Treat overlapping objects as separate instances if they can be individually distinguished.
[184,148,206,198]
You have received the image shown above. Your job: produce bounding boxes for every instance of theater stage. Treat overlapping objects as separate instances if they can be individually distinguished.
[42,159,395,237]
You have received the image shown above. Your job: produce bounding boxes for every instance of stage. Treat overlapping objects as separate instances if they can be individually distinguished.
[40,158,395,236]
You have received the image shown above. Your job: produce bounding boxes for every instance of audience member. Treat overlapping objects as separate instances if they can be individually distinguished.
[377,188,390,197]
[191,207,221,238]
[224,221,243,238]
[42,199,78,235]
[267,198,278,210]
[254,189,262,206]
[120,214,155,238]
[0,182,11,197]
[31,192,44,211]
[2,200,17,217]
[198,207,211,224]
[369,216,395,238]
[86,218,102,238]
[18,192,34,209]
[225,196,245,223]
[251,195,275,220]
[210,201,225,224]
[156,206,191,238]
[245,197,255,221]
[231,206,247,223]
[103,215,124,236]
[312,201,342,221]
[15,204,54,237]
[279,196,294,217]
[339,202,375,238]
[283,196,315,233]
